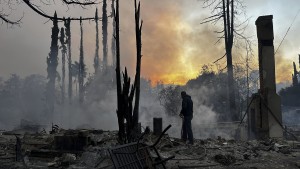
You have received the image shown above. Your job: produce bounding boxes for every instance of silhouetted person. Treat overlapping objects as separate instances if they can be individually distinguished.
[179,91,194,144]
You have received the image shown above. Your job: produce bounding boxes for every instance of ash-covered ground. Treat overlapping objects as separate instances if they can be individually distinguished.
[1,126,300,169]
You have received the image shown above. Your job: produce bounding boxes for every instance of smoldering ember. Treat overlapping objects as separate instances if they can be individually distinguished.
[1,0,300,169]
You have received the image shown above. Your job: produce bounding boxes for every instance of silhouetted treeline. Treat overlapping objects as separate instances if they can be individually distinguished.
[0,74,46,128]
[158,65,259,121]
[0,72,157,129]
[279,85,300,107]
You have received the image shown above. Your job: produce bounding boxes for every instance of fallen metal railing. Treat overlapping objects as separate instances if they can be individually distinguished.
[109,125,175,169]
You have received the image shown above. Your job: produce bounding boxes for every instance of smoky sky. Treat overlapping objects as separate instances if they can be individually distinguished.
[0,0,299,84]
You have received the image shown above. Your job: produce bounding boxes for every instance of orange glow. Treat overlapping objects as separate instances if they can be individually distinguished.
[116,1,294,86]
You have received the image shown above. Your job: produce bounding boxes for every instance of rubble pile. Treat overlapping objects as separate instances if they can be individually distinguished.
[154,135,300,169]
[0,128,118,169]
[0,128,300,169]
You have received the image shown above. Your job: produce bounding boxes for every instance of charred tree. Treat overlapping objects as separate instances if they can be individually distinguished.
[71,61,80,96]
[111,0,116,67]
[133,0,143,128]
[60,27,67,104]
[122,68,135,142]
[293,62,298,86]
[94,9,100,73]
[78,18,85,103]
[64,18,72,104]
[46,12,59,121]
[299,54,300,69]
[201,0,242,121]
[102,0,108,69]
[222,0,237,121]
[114,0,143,144]
[114,0,125,143]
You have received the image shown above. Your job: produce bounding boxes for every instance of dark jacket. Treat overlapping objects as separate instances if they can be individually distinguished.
[180,95,193,117]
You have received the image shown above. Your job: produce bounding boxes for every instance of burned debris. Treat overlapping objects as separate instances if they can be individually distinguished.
[109,125,175,169]
[1,0,300,169]
[1,123,300,169]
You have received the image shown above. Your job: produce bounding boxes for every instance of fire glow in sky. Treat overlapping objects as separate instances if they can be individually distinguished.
[0,0,299,85]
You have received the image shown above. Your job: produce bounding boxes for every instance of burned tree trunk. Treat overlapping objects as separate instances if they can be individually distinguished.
[111,0,116,67]
[222,0,236,121]
[133,0,143,128]
[102,0,108,69]
[122,68,135,142]
[114,0,143,144]
[60,27,67,104]
[94,9,100,73]
[114,0,125,143]
[46,12,59,121]
[64,18,72,104]
[293,62,298,86]
[201,0,240,121]
[78,18,85,103]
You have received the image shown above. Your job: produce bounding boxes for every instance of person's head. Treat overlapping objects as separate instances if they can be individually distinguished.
[181,91,186,98]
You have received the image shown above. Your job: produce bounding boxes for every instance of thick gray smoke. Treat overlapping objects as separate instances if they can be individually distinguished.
[139,84,224,139]
[0,71,223,139]
[0,74,46,130]
[2,65,269,140]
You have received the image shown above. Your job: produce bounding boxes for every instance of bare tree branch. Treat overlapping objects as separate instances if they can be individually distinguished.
[200,15,223,24]
[215,35,225,44]
[202,13,222,21]
[213,53,226,63]
[62,0,98,5]
[0,13,22,25]
[22,0,101,21]
[203,0,217,8]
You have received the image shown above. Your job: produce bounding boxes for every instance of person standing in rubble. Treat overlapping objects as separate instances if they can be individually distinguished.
[179,91,194,145]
